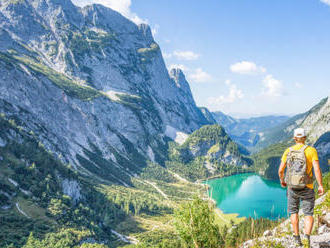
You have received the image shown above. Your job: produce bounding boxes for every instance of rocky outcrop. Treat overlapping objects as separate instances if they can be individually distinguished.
[241,193,330,248]
[314,132,330,173]
[199,107,217,125]
[302,97,330,144]
[62,179,81,203]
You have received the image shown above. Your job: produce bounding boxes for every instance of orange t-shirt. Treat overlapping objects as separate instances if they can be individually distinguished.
[281,144,319,189]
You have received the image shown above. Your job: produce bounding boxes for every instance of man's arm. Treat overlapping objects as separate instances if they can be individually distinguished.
[313,160,324,195]
[278,161,287,187]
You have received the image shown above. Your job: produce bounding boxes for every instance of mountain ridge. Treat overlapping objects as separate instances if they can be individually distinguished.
[0,0,212,178]
[212,111,289,148]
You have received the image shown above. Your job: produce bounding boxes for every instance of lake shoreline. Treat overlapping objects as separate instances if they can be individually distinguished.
[204,173,287,220]
[199,171,255,184]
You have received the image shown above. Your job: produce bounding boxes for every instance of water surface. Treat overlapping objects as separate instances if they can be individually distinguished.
[205,173,287,219]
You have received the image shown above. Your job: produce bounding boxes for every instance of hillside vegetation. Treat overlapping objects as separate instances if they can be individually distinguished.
[0,114,207,247]
[166,125,253,182]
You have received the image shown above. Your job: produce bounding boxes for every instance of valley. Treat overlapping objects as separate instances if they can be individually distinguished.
[0,0,329,247]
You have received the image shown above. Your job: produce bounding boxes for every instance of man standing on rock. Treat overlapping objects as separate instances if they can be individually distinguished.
[278,128,324,247]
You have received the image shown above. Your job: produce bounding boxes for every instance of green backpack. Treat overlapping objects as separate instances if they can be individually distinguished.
[285,145,313,189]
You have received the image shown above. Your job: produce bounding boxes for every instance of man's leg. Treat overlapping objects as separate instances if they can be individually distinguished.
[301,188,315,247]
[288,189,300,234]
[291,213,299,235]
[304,215,314,235]
[288,189,303,246]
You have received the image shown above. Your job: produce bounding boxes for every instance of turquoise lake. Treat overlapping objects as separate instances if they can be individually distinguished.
[205,173,288,219]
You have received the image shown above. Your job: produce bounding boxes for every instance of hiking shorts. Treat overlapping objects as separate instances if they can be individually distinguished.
[287,187,315,216]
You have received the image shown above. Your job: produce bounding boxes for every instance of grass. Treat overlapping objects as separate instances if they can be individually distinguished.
[16,197,52,222]
[0,52,104,101]
[13,55,102,101]
[213,208,245,228]
[251,240,285,248]
[137,42,160,63]
[6,0,26,5]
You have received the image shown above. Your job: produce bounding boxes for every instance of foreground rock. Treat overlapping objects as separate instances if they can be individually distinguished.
[241,193,330,248]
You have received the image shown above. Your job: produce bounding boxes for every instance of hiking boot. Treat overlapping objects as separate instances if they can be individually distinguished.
[302,234,311,248]
[293,235,303,247]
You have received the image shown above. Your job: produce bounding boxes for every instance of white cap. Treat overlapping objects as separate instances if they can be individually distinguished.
[294,128,306,138]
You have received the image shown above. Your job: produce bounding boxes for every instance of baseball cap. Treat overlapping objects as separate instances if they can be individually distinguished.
[294,128,306,138]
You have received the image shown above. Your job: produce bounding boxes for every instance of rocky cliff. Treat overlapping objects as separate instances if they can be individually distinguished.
[0,0,211,186]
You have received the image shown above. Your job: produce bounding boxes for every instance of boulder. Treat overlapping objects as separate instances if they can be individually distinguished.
[318,225,330,235]
[320,213,330,227]
[263,230,273,237]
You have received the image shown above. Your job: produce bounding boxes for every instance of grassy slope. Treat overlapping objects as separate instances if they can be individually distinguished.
[251,142,294,181]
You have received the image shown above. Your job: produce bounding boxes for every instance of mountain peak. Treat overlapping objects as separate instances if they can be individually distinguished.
[169,68,192,95]
[31,0,76,9]
[169,68,185,84]
[138,23,154,44]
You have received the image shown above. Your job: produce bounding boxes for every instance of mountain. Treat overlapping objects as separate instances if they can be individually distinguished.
[0,0,212,184]
[166,124,253,182]
[1,0,327,247]
[314,131,330,173]
[199,107,217,125]
[0,0,223,246]
[212,111,289,148]
[255,97,329,150]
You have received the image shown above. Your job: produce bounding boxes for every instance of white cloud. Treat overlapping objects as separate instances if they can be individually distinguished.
[162,52,173,59]
[262,74,283,97]
[320,0,330,6]
[230,61,266,75]
[173,50,200,61]
[162,50,200,61]
[294,82,302,88]
[71,0,147,24]
[188,68,212,83]
[151,24,160,36]
[207,83,244,107]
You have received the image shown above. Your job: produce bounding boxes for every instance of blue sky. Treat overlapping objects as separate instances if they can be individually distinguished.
[72,0,330,118]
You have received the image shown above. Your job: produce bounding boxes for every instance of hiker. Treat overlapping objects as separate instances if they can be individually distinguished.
[278,128,324,247]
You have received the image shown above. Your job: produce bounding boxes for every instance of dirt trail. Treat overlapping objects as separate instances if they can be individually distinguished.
[15,202,30,218]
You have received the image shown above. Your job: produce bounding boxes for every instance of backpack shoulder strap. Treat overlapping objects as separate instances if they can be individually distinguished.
[300,145,308,151]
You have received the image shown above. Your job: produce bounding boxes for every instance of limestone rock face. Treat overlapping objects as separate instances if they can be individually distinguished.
[0,0,211,184]
[302,97,330,144]
[62,179,81,203]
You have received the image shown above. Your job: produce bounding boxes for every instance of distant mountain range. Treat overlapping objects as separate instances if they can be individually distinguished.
[211,112,289,148]
[254,97,330,150]
[211,97,330,153]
